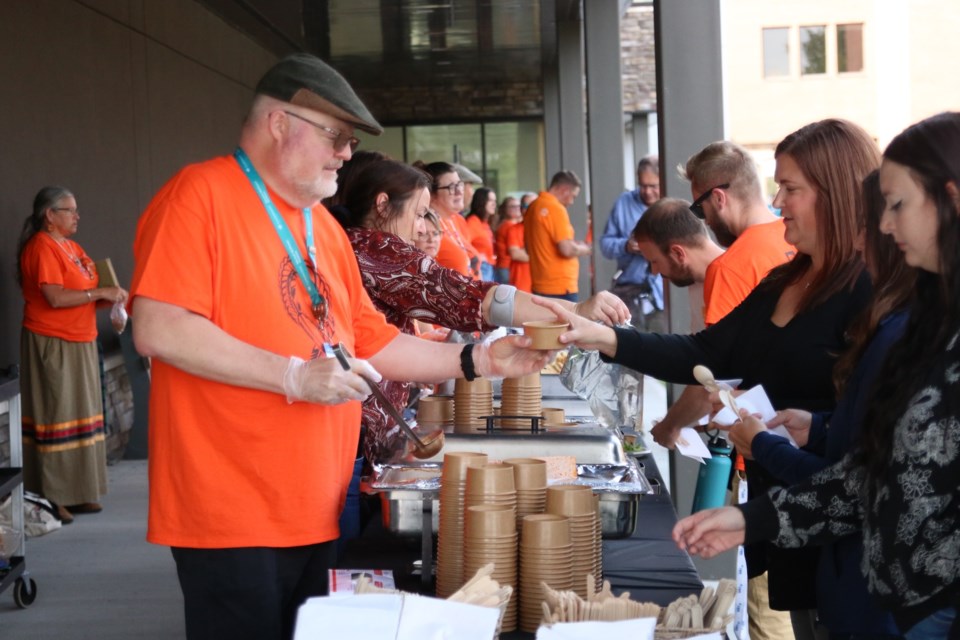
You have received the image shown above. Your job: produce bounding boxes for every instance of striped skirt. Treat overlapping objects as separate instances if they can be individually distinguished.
[20,329,107,505]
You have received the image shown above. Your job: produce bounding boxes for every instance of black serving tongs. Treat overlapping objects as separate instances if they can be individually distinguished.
[323,343,443,459]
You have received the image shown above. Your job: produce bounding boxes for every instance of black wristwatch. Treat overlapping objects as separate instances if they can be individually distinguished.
[460,343,478,381]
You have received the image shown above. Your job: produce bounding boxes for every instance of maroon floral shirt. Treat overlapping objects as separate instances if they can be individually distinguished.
[347,227,496,464]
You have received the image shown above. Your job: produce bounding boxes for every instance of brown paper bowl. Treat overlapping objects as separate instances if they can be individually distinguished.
[520,513,571,548]
[522,321,570,350]
[546,485,596,516]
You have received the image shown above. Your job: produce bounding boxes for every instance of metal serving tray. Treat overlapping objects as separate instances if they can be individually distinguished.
[365,458,652,539]
[416,422,628,465]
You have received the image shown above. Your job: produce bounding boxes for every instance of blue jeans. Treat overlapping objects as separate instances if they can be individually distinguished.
[493,267,510,284]
[479,261,495,282]
[904,607,956,640]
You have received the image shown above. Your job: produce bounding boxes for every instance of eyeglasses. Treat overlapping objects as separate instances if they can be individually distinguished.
[436,181,464,193]
[689,183,730,219]
[283,110,360,152]
[51,207,79,215]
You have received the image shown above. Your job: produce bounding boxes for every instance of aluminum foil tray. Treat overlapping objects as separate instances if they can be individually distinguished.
[365,458,652,539]
[415,423,627,465]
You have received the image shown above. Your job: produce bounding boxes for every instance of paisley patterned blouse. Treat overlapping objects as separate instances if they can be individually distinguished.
[347,227,496,464]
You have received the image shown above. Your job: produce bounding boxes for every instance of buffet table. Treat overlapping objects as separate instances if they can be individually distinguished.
[336,453,701,638]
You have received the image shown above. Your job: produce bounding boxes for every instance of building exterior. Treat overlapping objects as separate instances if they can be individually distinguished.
[723,0,960,197]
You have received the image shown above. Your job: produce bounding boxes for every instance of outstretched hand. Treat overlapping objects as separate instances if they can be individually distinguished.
[473,334,555,379]
[531,296,619,356]
[673,506,746,558]
[574,291,631,326]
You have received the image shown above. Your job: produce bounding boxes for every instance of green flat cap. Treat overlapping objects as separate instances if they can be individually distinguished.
[256,53,383,136]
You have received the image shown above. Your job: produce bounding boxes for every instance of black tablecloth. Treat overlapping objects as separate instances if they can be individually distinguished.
[337,455,701,638]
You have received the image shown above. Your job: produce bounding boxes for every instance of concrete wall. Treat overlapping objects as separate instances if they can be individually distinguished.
[0,0,277,368]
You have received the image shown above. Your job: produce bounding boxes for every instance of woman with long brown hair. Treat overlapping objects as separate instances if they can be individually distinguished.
[673,112,960,640]
[537,119,880,639]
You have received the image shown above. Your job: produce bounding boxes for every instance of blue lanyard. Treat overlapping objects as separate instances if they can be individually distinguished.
[233,148,326,320]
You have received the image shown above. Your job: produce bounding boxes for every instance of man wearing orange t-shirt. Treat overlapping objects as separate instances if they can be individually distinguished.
[130,54,549,640]
[524,170,591,301]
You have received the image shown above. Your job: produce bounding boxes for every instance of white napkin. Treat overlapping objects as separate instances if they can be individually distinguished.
[294,593,500,640]
[536,618,656,639]
[710,385,797,448]
[676,427,713,464]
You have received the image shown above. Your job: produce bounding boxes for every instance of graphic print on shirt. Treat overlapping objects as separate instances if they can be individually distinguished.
[280,256,336,357]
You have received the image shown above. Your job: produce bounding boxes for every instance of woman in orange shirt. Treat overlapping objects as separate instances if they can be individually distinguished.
[494,196,521,284]
[465,187,497,281]
[414,161,479,278]
[16,186,128,523]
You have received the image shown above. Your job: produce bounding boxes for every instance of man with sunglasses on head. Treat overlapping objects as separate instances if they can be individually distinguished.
[682,141,794,326]
[600,155,666,331]
[128,54,551,640]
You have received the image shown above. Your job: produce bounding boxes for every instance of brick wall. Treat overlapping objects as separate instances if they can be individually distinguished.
[621,2,657,113]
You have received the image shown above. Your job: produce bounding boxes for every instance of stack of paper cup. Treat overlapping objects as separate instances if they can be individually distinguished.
[500,372,542,429]
[436,451,488,598]
[518,514,573,632]
[463,504,519,632]
[505,458,548,532]
[453,378,494,434]
[545,485,599,598]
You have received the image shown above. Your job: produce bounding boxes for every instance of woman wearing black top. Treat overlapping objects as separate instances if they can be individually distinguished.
[673,112,960,640]
[538,119,879,639]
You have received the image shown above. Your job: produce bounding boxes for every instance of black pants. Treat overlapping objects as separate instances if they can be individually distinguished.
[171,542,336,640]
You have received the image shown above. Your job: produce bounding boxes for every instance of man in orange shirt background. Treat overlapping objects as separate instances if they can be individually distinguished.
[523,170,592,302]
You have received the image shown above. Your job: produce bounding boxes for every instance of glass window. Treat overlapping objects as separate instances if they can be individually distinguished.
[405,124,482,168]
[368,121,545,200]
[800,25,827,75]
[837,24,864,73]
[762,27,790,77]
[483,122,544,198]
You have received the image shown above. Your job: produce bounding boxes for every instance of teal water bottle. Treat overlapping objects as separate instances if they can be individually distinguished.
[691,435,733,513]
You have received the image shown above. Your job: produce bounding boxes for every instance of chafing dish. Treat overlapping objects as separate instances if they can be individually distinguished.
[364,457,652,539]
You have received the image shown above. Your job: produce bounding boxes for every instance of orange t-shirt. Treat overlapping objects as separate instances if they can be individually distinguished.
[524,191,577,295]
[130,155,399,549]
[702,219,796,325]
[494,220,518,270]
[506,222,532,293]
[436,213,474,277]
[21,233,99,342]
[465,215,495,264]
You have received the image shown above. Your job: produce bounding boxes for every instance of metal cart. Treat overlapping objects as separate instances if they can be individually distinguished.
[1,370,38,608]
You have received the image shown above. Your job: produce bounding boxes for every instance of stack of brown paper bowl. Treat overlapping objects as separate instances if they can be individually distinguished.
[545,484,599,598]
[453,378,494,434]
[593,494,604,592]
[417,395,453,429]
[505,458,548,532]
[518,514,574,632]
[436,451,488,598]
[463,504,519,632]
[500,372,542,429]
